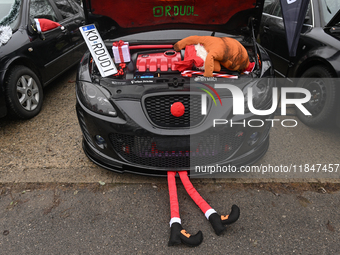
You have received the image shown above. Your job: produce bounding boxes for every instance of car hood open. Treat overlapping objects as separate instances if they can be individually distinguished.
[82,0,265,39]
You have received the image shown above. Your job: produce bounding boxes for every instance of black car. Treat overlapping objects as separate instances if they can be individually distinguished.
[258,0,340,127]
[0,0,86,119]
[76,0,276,176]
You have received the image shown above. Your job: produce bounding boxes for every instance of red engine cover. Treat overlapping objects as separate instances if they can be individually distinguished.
[136,50,181,72]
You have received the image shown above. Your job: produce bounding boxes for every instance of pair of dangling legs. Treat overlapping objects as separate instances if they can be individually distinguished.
[167,171,240,247]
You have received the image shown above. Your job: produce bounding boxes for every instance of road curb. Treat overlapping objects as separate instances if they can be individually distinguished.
[1,167,339,184]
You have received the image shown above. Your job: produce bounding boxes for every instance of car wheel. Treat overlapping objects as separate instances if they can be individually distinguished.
[5,66,43,119]
[295,66,337,127]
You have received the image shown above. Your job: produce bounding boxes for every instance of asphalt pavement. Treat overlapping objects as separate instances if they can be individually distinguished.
[0,67,340,254]
[0,182,339,254]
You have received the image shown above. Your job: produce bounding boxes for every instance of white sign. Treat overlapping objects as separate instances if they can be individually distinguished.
[80,24,117,77]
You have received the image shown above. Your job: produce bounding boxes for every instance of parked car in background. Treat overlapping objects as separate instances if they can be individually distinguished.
[258,0,340,127]
[0,0,86,119]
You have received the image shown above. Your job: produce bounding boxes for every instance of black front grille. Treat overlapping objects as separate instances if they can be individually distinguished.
[144,94,204,127]
[109,132,245,168]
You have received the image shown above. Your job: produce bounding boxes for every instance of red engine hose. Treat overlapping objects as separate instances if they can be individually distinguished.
[129,45,174,50]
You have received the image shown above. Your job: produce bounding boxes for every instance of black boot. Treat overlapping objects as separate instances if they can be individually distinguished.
[208,213,226,236]
[168,223,203,247]
[208,205,240,236]
[220,204,240,225]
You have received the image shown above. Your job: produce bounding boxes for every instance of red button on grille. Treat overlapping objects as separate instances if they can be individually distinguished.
[171,102,185,117]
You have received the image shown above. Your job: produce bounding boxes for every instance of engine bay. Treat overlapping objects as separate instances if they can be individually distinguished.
[89,41,260,83]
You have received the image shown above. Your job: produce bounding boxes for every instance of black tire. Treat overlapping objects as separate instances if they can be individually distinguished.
[5,65,43,119]
[295,66,337,127]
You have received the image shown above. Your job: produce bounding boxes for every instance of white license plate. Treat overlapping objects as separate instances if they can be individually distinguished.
[80,24,117,77]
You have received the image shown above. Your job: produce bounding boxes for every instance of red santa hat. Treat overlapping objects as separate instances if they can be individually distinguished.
[243,61,255,74]
[34,18,62,32]
[174,45,205,72]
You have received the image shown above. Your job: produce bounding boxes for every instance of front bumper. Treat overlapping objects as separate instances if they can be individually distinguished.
[76,97,273,177]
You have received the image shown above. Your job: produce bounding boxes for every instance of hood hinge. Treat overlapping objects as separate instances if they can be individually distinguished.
[249,17,260,71]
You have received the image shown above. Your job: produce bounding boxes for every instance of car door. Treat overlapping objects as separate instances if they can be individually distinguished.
[259,0,290,77]
[258,0,277,54]
[28,0,75,83]
[51,0,86,64]
[259,0,313,77]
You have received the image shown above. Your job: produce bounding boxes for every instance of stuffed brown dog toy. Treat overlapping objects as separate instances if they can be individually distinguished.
[174,35,253,77]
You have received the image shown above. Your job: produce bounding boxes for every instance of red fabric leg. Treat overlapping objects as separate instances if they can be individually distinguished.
[167,171,180,219]
[178,171,212,214]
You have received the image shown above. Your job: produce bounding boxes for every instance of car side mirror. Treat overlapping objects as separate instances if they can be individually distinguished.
[31,18,63,40]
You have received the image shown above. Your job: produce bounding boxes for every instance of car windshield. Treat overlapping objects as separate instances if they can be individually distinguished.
[320,0,340,25]
[0,0,21,29]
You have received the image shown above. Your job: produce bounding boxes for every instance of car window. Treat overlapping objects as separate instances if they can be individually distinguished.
[267,0,312,25]
[54,0,76,19]
[263,0,276,14]
[320,0,340,25]
[68,0,81,11]
[272,2,283,17]
[30,0,58,22]
[0,0,21,29]
[304,3,312,25]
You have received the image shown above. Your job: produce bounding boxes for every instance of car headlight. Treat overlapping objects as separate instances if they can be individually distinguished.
[243,79,274,113]
[77,81,117,117]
